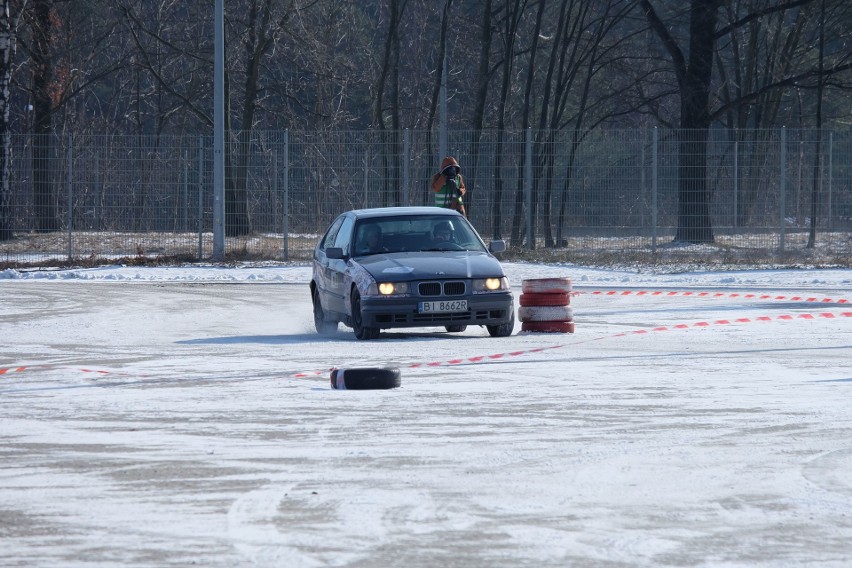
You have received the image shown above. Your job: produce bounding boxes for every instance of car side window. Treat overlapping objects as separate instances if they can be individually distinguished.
[319,216,344,252]
[333,216,356,255]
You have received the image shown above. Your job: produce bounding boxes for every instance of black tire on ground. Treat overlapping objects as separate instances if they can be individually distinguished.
[519,292,571,307]
[486,309,515,337]
[330,367,401,390]
[312,288,339,335]
[445,325,467,333]
[351,289,380,340]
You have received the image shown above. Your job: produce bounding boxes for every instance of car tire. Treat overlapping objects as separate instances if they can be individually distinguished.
[519,292,571,307]
[521,278,572,294]
[520,321,575,333]
[518,305,573,322]
[312,288,339,335]
[486,309,515,337]
[445,325,467,333]
[331,367,401,390]
[351,289,380,340]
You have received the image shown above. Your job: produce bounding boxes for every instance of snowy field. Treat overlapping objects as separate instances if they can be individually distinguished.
[1,262,851,567]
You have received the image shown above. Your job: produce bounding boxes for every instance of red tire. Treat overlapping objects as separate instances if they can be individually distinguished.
[518,305,573,322]
[522,278,572,294]
[519,292,570,307]
[521,321,575,333]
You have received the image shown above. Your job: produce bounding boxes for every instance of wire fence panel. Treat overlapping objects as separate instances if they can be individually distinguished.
[1,128,850,266]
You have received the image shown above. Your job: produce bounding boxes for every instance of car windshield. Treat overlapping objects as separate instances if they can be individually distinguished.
[353,215,488,255]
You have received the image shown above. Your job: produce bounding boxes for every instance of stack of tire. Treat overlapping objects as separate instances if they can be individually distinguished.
[518,277,574,333]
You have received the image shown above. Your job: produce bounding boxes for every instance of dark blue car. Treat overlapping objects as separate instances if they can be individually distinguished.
[310,207,515,340]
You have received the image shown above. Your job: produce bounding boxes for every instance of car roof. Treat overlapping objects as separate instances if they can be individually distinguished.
[348,207,463,221]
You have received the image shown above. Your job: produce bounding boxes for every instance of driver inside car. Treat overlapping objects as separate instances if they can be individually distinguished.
[356,224,385,254]
[432,221,453,244]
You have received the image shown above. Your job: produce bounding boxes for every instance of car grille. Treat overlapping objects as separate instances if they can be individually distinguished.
[375,309,508,325]
[418,281,466,296]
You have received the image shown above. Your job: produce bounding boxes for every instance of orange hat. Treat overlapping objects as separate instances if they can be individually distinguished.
[439,156,460,174]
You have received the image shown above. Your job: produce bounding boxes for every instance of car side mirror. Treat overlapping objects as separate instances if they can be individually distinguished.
[326,247,346,260]
[488,240,506,254]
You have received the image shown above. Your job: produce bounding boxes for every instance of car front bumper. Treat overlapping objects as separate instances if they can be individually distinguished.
[359,292,514,329]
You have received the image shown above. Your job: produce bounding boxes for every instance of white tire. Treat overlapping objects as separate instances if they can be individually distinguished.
[521,278,572,294]
[518,305,573,322]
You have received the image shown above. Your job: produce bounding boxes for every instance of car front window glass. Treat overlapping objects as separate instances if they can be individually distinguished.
[350,215,487,253]
[334,216,356,255]
[320,216,344,251]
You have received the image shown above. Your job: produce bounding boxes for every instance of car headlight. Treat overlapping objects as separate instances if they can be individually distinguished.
[473,277,509,292]
[377,282,409,295]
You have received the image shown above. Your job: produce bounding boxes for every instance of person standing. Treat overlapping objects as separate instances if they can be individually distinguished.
[431,156,467,217]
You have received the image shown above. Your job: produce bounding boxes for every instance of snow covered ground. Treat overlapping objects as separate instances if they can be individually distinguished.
[2,262,851,567]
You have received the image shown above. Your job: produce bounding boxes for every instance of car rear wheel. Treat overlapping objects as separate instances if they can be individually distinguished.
[312,288,338,336]
[486,309,515,337]
[351,289,380,340]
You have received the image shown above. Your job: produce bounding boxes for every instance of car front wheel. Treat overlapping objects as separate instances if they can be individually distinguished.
[351,289,380,340]
[486,309,515,337]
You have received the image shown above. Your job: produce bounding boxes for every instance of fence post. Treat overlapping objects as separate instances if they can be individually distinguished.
[779,127,787,254]
[282,130,290,261]
[652,127,658,254]
[94,153,101,231]
[182,151,188,232]
[363,148,369,207]
[198,136,204,261]
[640,134,645,237]
[66,134,73,261]
[733,137,738,228]
[827,131,833,232]
[212,0,225,261]
[525,127,533,250]
[402,128,410,206]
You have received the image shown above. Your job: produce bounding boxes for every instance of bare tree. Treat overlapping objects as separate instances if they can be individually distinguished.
[466,0,493,220]
[426,0,452,133]
[0,0,18,240]
[642,0,719,243]
[374,0,404,207]
[715,3,807,228]
[642,0,852,243]
[514,0,638,248]
[508,0,545,247]
[226,0,295,235]
[489,0,524,240]
[23,0,58,232]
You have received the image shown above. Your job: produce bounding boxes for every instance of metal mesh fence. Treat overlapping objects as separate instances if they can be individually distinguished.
[1,128,850,266]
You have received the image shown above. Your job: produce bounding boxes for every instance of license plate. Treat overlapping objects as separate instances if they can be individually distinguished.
[419,299,468,313]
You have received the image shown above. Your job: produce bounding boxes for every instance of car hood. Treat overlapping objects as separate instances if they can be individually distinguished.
[354,251,504,281]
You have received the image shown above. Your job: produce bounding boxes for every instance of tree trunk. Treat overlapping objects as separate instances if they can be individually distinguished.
[226,0,271,237]
[468,0,492,220]
[0,0,13,240]
[491,0,522,240]
[510,0,545,248]
[31,0,58,233]
[674,0,718,243]
[807,0,825,249]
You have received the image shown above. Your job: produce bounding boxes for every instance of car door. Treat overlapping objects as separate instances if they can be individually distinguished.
[326,215,355,313]
[315,215,345,313]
